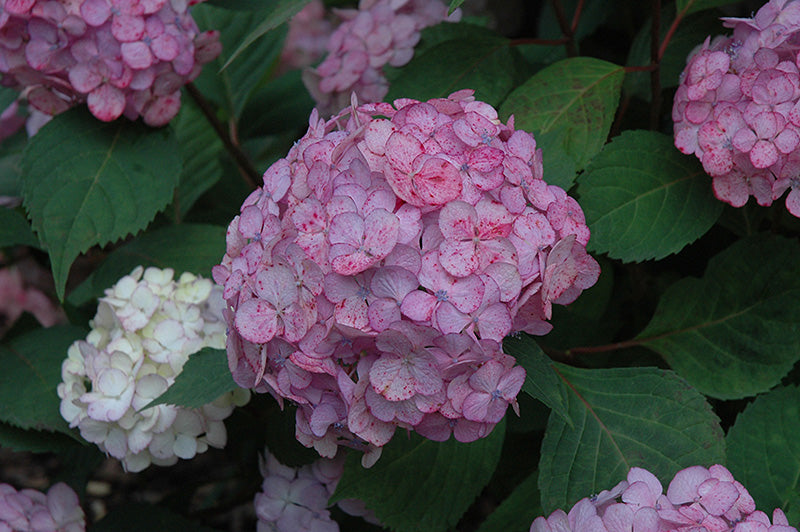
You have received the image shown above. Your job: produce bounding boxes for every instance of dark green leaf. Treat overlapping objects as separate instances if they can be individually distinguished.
[222,0,310,71]
[238,70,315,139]
[67,223,225,306]
[500,57,624,190]
[92,502,222,532]
[172,95,224,217]
[727,386,800,523]
[539,365,724,513]
[0,208,39,248]
[636,235,800,399]
[21,108,182,300]
[476,470,542,532]
[331,420,505,532]
[142,348,239,410]
[577,130,723,261]
[0,422,82,454]
[0,86,18,112]
[0,325,87,433]
[385,28,515,107]
[192,3,288,119]
[0,129,26,197]
[676,0,743,16]
[503,334,570,425]
[206,0,264,9]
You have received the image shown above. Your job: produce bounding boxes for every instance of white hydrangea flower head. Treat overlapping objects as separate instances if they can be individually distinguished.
[57,266,249,472]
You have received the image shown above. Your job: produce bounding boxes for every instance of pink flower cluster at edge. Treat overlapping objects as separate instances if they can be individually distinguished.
[0,262,64,337]
[0,0,221,126]
[673,0,800,216]
[302,0,461,117]
[278,0,334,75]
[255,450,379,532]
[213,90,600,466]
[532,465,796,532]
[0,482,85,532]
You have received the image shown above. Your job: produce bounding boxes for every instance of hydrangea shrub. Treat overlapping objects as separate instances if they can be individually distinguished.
[1,1,800,531]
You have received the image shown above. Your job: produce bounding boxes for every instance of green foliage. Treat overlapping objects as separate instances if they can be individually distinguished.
[577,130,723,261]
[0,208,39,248]
[500,57,625,190]
[447,0,465,15]
[475,470,542,532]
[676,0,743,16]
[142,348,240,410]
[332,421,505,532]
[539,365,725,513]
[20,108,182,300]
[727,386,800,523]
[67,224,225,306]
[385,26,515,107]
[0,422,83,454]
[92,503,222,532]
[503,334,570,425]
[637,235,800,399]
[0,325,86,433]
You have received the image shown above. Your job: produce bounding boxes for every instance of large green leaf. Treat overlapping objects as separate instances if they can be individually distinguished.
[0,325,87,433]
[222,0,310,70]
[577,130,722,262]
[636,235,800,399]
[67,224,225,306]
[500,57,624,190]
[331,420,505,532]
[727,386,800,523]
[476,470,542,532]
[385,27,515,107]
[676,0,743,16]
[192,3,289,120]
[503,334,570,425]
[20,108,181,300]
[0,422,82,454]
[142,348,239,410]
[539,365,724,513]
[93,503,221,532]
[0,208,39,248]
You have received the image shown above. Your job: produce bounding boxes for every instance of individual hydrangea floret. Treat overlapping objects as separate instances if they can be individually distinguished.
[254,450,380,532]
[673,0,800,217]
[57,266,249,472]
[302,0,461,116]
[0,0,221,126]
[0,482,85,532]
[214,90,599,465]
[529,464,791,532]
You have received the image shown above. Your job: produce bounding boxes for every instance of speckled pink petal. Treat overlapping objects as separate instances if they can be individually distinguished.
[80,0,111,26]
[121,41,153,69]
[5,0,35,14]
[87,83,125,121]
[749,139,778,168]
[234,299,278,344]
[142,92,181,126]
[112,14,146,42]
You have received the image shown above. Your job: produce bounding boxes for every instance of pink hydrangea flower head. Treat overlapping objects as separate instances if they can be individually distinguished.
[57,266,250,472]
[674,0,800,216]
[0,0,220,126]
[216,92,600,462]
[0,482,85,532]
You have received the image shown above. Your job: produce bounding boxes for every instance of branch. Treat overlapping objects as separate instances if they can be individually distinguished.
[650,0,662,129]
[185,83,260,190]
[550,0,578,57]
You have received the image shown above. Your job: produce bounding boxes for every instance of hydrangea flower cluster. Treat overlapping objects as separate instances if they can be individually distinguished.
[57,266,249,472]
[672,0,800,216]
[278,0,333,75]
[0,482,85,532]
[255,450,379,532]
[214,90,599,465]
[0,263,64,337]
[0,0,221,126]
[302,0,461,116]
[531,464,794,532]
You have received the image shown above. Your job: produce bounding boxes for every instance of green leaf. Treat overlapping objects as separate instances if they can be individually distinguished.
[93,503,222,532]
[539,365,724,513]
[238,70,315,139]
[67,223,225,307]
[727,386,800,524]
[192,3,288,119]
[676,0,742,16]
[448,0,465,15]
[500,57,624,190]
[172,95,224,217]
[206,0,264,9]
[0,129,26,198]
[222,0,310,71]
[385,27,516,107]
[577,130,723,262]
[20,108,182,300]
[0,208,39,248]
[636,234,800,399]
[476,470,542,532]
[0,422,82,454]
[502,334,570,425]
[331,420,505,532]
[142,348,239,410]
[0,325,87,433]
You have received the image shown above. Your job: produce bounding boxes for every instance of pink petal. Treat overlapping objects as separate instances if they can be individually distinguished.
[234,299,278,344]
[87,84,125,122]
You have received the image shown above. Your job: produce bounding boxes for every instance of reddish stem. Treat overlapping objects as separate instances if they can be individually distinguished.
[570,0,585,32]
[650,0,662,128]
[551,0,578,57]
